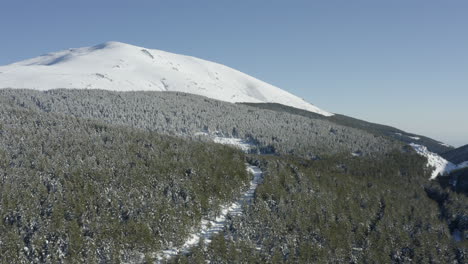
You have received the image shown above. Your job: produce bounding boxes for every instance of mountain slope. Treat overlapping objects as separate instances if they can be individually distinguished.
[241,102,454,154]
[0,89,399,158]
[442,144,468,164]
[1,95,465,262]
[0,102,250,263]
[0,41,332,116]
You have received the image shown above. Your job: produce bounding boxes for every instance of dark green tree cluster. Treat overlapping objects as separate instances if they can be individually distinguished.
[426,168,468,244]
[0,103,249,263]
[181,152,467,263]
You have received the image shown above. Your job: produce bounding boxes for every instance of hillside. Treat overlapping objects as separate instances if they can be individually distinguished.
[0,89,399,158]
[0,101,250,263]
[0,90,466,263]
[241,102,453,154]
[442,144,468,164]
[178,153,467,263]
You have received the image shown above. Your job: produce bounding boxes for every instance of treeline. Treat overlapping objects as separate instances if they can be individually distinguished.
[0,103,249,263]
[0,89,400,158]
[241,102,452,154]
[177,152,467,263]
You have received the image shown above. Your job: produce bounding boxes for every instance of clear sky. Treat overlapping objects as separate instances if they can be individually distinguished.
[1,0,467,147]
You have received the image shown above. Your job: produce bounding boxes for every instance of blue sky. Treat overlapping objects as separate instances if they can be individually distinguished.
[1,0,467,146]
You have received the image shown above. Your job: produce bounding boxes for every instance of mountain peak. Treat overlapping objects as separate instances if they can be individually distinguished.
[0,42,333,116]
[91,41,128,49]
[92,41,141,50]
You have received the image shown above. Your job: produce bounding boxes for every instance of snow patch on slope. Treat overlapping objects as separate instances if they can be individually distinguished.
[410,143,457,179]
[394,132,422,141]
[0,41,332,116]
[438,142,452,148]
[213,137,253,152]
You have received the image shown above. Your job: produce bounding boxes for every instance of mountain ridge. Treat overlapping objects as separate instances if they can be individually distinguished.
[240,102,454,154]
[442,144,468,164]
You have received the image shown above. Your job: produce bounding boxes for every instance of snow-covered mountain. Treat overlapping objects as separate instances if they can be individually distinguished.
[0,41,332,116]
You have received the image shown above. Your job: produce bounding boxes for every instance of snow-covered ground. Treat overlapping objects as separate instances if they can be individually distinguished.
[410,143,459,179]
[0,41,333,116]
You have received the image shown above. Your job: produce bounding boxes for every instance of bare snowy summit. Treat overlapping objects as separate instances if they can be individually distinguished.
[0,41,333,116]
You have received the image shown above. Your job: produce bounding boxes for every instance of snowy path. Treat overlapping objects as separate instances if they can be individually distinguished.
[154,164,263,262]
